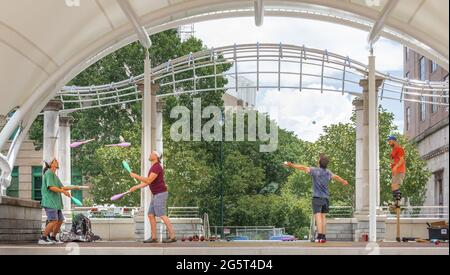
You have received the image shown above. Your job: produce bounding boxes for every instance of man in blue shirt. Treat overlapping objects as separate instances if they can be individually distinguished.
[285,154,349,243]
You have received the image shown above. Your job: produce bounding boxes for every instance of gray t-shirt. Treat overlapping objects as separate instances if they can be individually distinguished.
[309,167,333,198]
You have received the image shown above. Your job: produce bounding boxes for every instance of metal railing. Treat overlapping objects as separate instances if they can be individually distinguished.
[210,226,286,240]
[70,206,202,219]
[167,207,200,218]
[327,206,354,218]
[57,43,449,114]
[203,213,211,239]
[72,206,140,219]
[381,206,449,219]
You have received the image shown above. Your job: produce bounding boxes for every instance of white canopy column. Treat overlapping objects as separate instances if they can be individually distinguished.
[368,53,379,243]
[354,74,385,242]
[135,51,158,241]
[156,101,164,161]
[43,100,62,164]
[58,116,73,222]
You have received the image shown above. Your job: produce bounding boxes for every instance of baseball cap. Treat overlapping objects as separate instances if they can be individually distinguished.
[387,136,397,141]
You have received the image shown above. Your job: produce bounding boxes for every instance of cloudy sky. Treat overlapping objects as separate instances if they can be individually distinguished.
[192,17,405,142]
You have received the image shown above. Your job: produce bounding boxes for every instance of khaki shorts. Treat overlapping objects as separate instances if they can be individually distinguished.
[392,173,405,186]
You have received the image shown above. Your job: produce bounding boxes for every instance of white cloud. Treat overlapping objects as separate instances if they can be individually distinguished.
[257,89,354,142]
[394,119,404,133]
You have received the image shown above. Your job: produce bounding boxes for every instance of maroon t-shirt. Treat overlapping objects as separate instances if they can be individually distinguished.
[148,162,167,195]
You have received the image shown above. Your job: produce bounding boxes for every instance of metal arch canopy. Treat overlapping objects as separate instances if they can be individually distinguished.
[56,43,449,115]
[0,0,449,118]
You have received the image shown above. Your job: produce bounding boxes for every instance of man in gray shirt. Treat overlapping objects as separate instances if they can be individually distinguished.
[285,154,349,243]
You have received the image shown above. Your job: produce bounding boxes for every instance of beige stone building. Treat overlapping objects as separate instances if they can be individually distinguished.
[403,47,449,208]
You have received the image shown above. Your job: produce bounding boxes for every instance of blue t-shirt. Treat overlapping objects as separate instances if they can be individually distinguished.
[309,167,333,198]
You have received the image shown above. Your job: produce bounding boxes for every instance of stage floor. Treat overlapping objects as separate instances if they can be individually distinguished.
[0,241,448,255]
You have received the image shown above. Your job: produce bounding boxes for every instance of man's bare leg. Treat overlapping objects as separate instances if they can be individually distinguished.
[52,220,64,237]
[315,213,323,236]
[44,221,57,237]
[148,214,158,240]
[321,214,327,236]
[160,215,176,239]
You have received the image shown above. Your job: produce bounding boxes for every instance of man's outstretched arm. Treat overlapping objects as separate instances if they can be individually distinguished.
[284,162,311,174]
[332,174,349,186]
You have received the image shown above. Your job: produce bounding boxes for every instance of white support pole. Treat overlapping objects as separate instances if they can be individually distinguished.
[142,51,153,240]
[58,116,73,217]
[43,100,62,164]
[368,53,378,243]
[254,0,264,27]
[155,100,164,242]
[156,101,164,163]
[353,97,367,215]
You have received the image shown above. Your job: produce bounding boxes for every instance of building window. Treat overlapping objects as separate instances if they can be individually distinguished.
[32,166,43,202]
[432,90,438,114]
[431,61,438,74]
[404,47,409,61]
[434,170,444,207]
[6,167,19,197]
[419,96,426,122]
[406,107,411,131]
[419,57,426,81]
[444,75,449,105]
[71,168,83,204]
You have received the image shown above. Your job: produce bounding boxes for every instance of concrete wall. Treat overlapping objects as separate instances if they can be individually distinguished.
[328,217,446,242]
[0,197,42,243]
[385,218,445,241]
[14,141,42,200]
[326,218,356,241]
[135,213,203,241]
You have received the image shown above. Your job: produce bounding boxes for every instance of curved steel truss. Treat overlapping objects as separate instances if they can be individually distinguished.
[57,43,449,114]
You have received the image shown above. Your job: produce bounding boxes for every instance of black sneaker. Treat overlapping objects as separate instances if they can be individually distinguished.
[162,238,177,244]
[49,236,64,244]
[143,238,158,243]
[38,235,54,245]
[393,190,402,201]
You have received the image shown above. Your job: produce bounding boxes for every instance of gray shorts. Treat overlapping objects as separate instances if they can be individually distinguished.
[148,192,168,217]
[44,208,65,221]
[312,197,329,214]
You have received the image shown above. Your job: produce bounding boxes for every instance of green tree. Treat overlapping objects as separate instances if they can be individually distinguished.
[29,30,232,207]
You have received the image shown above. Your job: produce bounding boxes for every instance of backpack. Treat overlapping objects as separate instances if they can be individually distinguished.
[60,214,101,242]
[72,213,91,235]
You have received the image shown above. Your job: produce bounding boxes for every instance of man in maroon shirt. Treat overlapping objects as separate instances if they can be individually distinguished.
[128,151,177,243]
